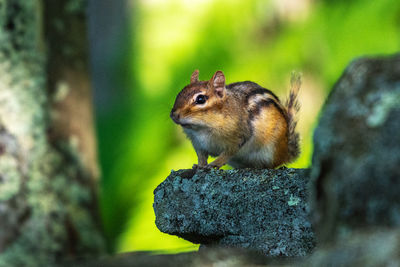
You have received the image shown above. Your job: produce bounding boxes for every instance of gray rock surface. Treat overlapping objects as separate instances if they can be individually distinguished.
[303,229,400,267]
[79,248,281,267]
[153,168,315,257]
[310,54,400,243]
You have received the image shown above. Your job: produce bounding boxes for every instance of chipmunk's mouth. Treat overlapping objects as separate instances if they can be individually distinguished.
[177,120,196,129]
[170,114,193,128]
[180,123,192,128]
[174,118,203,130]
[170,111,205,129]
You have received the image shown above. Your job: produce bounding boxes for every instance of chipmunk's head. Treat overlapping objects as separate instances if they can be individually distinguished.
[170,70,226,129]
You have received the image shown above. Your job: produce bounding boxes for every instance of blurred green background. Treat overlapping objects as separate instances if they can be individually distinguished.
[93,0,400,253]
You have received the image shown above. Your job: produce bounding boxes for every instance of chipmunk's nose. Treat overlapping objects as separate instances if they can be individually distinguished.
[170,109,180,123]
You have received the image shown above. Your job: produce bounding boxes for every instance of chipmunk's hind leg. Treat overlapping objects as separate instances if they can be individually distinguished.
[250,100,290,168]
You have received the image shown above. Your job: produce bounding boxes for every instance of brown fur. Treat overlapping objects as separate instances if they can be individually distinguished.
[284,72,302,161]
[254,105,289,167]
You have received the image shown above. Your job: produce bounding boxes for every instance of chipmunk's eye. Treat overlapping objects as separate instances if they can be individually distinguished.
[195,94,207,105]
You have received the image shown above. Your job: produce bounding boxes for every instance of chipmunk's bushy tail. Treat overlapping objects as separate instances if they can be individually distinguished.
[285,72,301,161]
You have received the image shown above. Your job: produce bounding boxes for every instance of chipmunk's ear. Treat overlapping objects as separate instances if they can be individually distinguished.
[210,71,225,98]
[190,69,199,84]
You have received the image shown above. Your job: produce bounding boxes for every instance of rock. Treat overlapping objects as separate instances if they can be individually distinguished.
[310,54,400,243]
[303,229,400,267]
[77,247,281,267]
[153,168,315,257]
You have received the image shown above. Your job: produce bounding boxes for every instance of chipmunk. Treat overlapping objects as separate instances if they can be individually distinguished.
[170,70,301,169]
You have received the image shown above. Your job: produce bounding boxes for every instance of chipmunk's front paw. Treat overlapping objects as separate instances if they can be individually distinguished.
[205,163,221,170]
[192,164,207,169]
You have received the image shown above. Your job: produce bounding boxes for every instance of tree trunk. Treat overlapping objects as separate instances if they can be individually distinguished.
[0,0,105,265]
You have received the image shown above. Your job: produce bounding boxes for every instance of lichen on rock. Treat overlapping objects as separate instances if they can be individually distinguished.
[154,168,315,257]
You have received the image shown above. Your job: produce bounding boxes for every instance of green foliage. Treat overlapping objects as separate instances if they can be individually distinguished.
[97,0,400,252]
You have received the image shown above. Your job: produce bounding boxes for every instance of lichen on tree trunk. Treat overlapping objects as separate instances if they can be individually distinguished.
[0,0,105,266]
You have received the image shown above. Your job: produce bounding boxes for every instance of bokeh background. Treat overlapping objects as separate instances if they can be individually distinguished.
[88,0,400,253]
